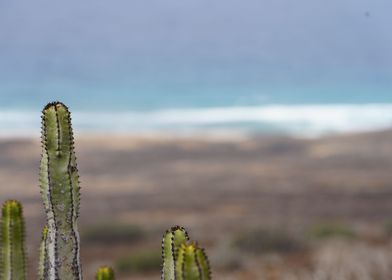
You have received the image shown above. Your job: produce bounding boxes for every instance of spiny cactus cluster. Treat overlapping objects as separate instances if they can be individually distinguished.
[0,102,211,280]
[162,226,210,280]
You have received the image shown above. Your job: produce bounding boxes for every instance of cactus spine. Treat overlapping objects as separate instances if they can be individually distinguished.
[95,266,115,280]
[162,226,211,280]
[39,102,82,280]
[0,200,26,280]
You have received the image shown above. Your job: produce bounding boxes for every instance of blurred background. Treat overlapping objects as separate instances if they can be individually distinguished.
[1,0,392,279]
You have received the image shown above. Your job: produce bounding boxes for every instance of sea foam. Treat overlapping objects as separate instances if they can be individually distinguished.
[0,104,391,137]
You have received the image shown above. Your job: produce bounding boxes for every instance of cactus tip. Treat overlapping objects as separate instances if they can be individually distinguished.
[42,101,69,112]
[95,266,115,280]
[2,199,23,217]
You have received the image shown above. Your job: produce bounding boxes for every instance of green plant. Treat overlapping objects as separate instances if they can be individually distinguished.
[233,228,303,254]
[161,226,211,280]
[0,200,26,280]
[39,102,82,279]
[308,222,356,240]
[82,223,145,244]
[0,101,211,280]
[95,266,115,280]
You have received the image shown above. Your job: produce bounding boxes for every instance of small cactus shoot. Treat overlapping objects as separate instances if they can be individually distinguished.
[0,200,26,280]
[95,266,115,280]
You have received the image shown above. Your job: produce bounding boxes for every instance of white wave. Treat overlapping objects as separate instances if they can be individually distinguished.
[0,104,392,137]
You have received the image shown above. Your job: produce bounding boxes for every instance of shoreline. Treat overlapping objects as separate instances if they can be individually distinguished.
[1,103,392,140]
[0,126,391,142]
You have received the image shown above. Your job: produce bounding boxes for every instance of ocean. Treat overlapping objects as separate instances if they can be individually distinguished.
[0,90,391,138]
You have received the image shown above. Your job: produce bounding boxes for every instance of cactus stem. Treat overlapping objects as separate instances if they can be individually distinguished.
[39,102,82,280]
[0,200,26,280]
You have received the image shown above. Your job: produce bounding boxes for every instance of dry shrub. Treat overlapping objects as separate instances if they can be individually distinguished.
[233,228,304,254]
[311,240,392,280]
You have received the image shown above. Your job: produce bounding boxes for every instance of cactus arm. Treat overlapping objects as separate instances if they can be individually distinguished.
[38,225,48,280]
[172,227,189,258]
[195,248,211,280]
[174,244,185,280]
[161,226,189,280]
[39,102,82,280]
[162,232,174,280]
[95,266,115,280]
[0,200,26,280]
[175,244,201,280]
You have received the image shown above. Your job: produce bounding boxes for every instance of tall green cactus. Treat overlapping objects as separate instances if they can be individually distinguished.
[0,200,26,280]
[162,226,211,280]
[39,102,82,280]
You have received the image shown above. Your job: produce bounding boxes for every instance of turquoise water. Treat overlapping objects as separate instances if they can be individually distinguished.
[1,83,391,111]
[1,88,391,137]
[0,77,391,137]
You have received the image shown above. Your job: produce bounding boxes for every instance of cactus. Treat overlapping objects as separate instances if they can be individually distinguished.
[0,200,26,280]
[162,226,211,280]
[162,226,189,279]
[95,266,115,280]
[39,102,82,280]
[0,101,211,280]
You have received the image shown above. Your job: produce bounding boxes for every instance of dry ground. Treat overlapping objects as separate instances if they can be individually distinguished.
[1,130,392,279]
